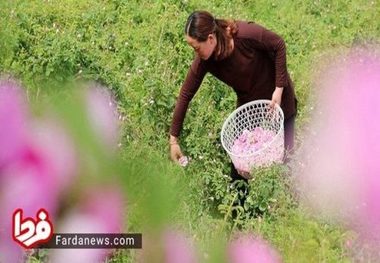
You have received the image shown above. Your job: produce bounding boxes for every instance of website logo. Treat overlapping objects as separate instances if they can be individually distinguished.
[12,208,53,249]
[12,209,142,249]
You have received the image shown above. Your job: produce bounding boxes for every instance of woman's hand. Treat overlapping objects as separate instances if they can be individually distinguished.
[270,87,283,108]
[169,135,184,163]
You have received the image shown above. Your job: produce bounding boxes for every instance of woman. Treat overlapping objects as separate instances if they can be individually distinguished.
[169,11,297,181]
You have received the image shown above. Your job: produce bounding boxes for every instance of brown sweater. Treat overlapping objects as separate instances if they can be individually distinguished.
[170,21,297,137]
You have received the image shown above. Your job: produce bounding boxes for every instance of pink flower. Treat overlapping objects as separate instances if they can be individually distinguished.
[179,156,189,167]
[49,188,124,263]
[0,82,46,262]
[294,49,380,243]
[228,234,282,263]
[232,128,279,172]
[85,85,120,150]
[0,120,77,219]
[0,81,77,261]
[0,126,71,262]
[29,119,77,192]
[138,229,198,263]
[232,128,276,156]
[0,81,28,170]
[163,230,198,263]
[0,80,124,262]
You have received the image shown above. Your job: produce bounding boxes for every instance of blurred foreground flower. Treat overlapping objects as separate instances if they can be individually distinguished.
[0,80,124,262]
[0,81,76,262]
[228,234,281,263]
[0,81,27,169]
[294,48,380,249]
[163,230,198,263]
[49,189,124,263]
[85,85,120,151]
[138,229,198,263]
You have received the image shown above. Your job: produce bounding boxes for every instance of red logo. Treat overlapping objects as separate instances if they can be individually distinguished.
[12,208,53,249]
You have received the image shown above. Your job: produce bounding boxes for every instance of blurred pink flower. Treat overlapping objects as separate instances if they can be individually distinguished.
[0,115,78,219]
[0,82,44,262]
[163,230,198,263]
[29,119,77,192]
[0,81,77,261]
[231,127,281,172]
[85,86,120,150]
[0,81,28,171]
[295,49,380,243]
[345,52,380,240]
[228,234,282,263]
[49,188,124,263]
[1,145,59,214]
[0,80,126,263]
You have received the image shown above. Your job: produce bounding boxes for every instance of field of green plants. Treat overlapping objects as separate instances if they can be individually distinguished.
[1,0,379,262]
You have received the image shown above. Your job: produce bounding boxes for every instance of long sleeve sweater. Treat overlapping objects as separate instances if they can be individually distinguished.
[170,21,297,137]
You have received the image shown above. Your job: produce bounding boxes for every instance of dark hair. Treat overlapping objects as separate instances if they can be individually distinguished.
[185,11,238,60]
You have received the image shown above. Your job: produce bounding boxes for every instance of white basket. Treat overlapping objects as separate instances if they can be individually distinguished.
[221,100,284,173]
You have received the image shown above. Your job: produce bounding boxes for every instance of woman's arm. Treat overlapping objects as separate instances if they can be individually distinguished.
[169,56,207,162]
[170,56,207,137]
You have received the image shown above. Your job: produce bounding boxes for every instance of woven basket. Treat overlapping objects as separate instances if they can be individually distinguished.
[221,100,284,174]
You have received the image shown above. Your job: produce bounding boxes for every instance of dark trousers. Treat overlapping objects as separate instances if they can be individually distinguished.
[230,114,296,181]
